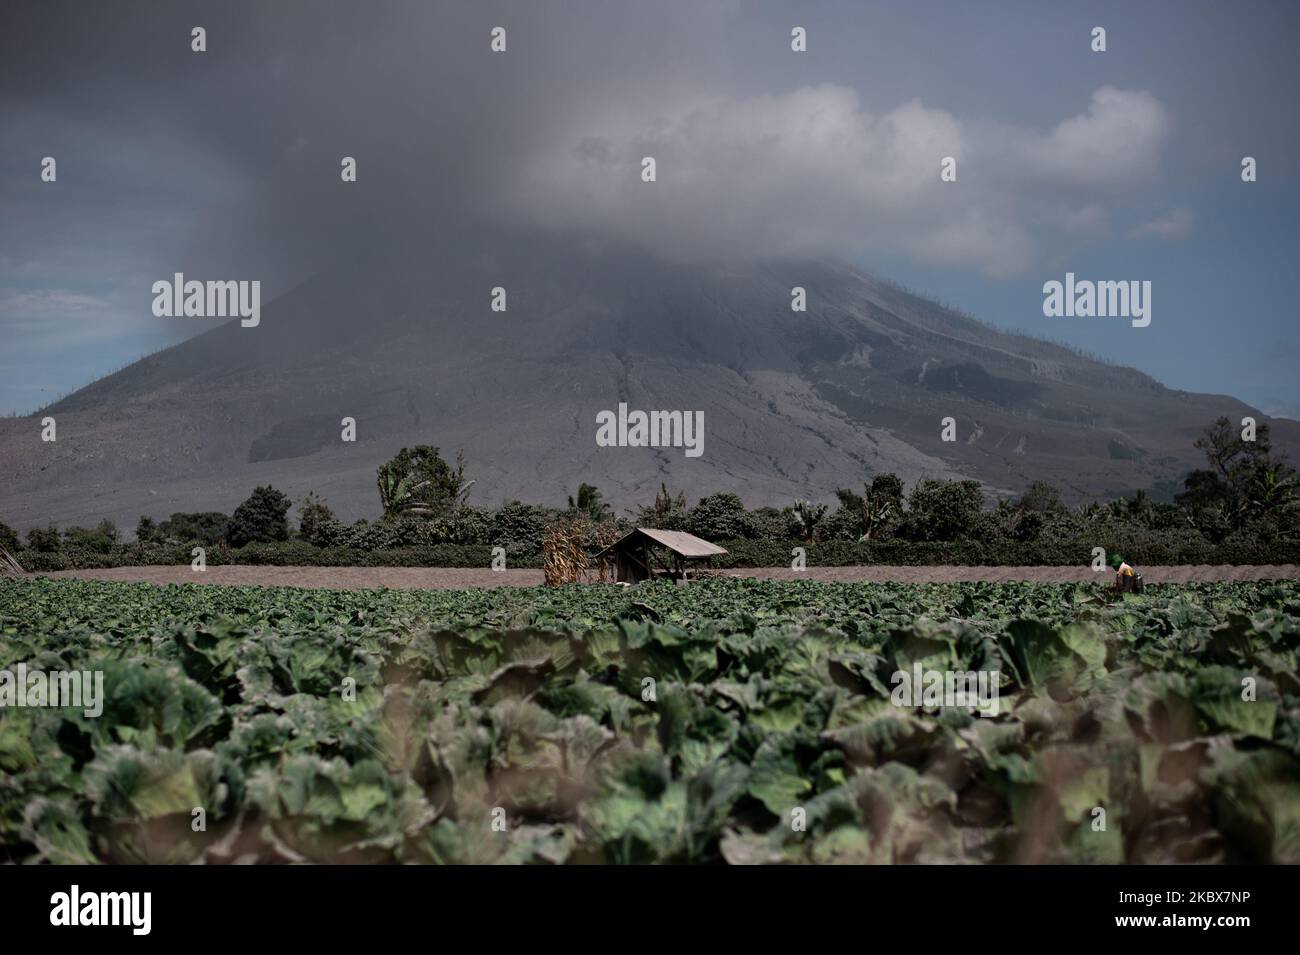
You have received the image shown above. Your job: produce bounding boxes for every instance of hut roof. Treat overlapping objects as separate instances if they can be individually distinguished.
[596,527,728,560]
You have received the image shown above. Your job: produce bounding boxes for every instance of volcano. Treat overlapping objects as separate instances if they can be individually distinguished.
[1,230,1293,532]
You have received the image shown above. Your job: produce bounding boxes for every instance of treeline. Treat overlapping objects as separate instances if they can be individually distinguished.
[4,416,1298,571]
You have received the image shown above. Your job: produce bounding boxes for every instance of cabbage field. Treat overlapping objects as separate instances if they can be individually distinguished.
[2,576,1298,864]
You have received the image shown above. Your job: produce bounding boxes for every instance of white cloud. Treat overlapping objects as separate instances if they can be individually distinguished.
[510,85,1174,276]
[1132,208,1193,239]
[1017,87,1172,187]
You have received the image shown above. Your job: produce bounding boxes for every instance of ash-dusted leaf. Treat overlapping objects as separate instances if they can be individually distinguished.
[746,734,812,815]
[719,827,778,865]
[21,797,96,864]
[471,657,556,705]
[83,745,204,819]
[1208,746,1300,863]
[495,823,578,865]
[0,706,38,772]
[1004,620,1103,695]
[1190,667,1277,739]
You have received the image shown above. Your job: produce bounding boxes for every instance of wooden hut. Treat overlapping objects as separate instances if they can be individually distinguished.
[594,528,727,584]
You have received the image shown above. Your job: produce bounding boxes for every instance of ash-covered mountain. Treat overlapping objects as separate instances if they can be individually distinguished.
[2,231,1293,532]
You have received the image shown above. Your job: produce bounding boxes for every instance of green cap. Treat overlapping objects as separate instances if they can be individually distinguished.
[1109,554,1123,569]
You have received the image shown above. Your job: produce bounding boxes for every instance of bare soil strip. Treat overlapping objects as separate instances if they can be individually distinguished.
[36,564,1300,590]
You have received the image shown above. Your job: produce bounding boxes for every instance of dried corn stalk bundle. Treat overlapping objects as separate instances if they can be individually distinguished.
[0,548,25,577]
[543,519,589,586]
[543,519,623,585]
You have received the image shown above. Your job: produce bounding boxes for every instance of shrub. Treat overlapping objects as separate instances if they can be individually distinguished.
[27,525,61,552]
[62,520,119,554]
[0,520,21,553]
[439,505,495,545]
[818,505,863,542]
[634,484,689,530]
[904,479,983,541]
[228,486,292,547]
[158,511,230,546]
[742,506,792,541]
[688,493,748,541]
[297,492,336,545]
[1017,481,1064,513]
[491,501,548,550]
[488,501,548,553]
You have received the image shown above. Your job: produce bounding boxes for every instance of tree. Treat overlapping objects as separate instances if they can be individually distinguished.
[868,473,905,507]
[1247,462,1299,521]
[157,511,230,546]
[136,516,158,543]
[635,483,688,530]
[63,520,119,554]
[492,501,549,549]
[791,500,828,542]
[905,479,983,541]
[377,446,473,521]
[742,506,791,541]
[832,474,906,541]
[567,483,611,522]
[1177,416,1297,524]
[298,492,335,542]
[228,486,292,547]
[26,525,61,552]
[1195,416,1272,478]
[1017,481,1063,513]
[689,492,747,540]
[0,520,21,553]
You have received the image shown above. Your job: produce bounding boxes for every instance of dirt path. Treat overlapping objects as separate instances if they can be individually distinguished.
[36,564,1300,590]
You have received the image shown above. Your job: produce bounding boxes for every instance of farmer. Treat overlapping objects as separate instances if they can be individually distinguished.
[1110,553,1138,593]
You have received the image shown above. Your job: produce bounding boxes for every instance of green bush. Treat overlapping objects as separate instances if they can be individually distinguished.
[26,525,61,552]
[689,492,749,540]
[490,501,547,549]
[741,506,792,541]
[297,492,335,544]
[902,479,983,541]
[157,511,230,546]
[135,516,158,543]
[62,520,119,554]
[228,486,292,547]
[0,520,21,553]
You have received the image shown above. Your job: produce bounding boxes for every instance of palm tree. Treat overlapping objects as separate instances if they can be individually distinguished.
[378,473,432,520]
[377,447,475,521]
[861,495,897,541]
[1248,464,1299,519]
[792,500,828,542]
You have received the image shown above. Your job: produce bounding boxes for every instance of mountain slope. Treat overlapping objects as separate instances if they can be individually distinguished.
[1,232,1293,532]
